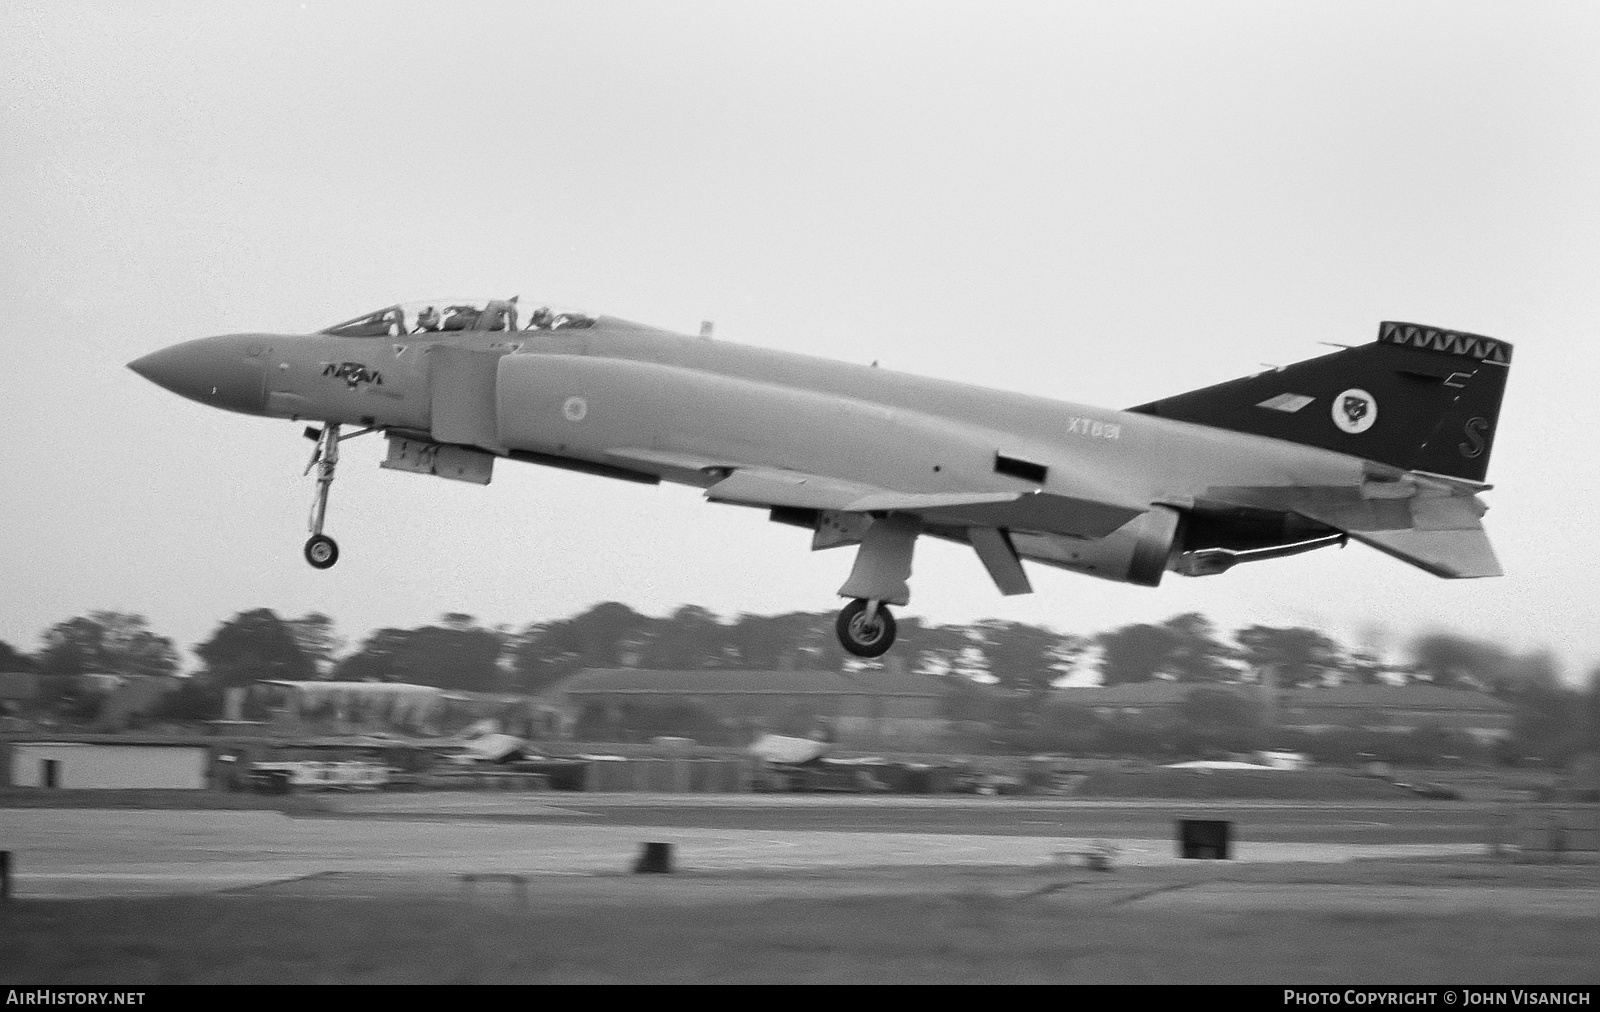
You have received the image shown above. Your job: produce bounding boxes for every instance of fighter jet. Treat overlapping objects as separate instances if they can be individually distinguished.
[129,298,1511,657]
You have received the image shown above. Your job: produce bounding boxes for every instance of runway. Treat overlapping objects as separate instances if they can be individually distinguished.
[6,794,1598,983]
[1,794,1508,899]
[323,792,1507,842]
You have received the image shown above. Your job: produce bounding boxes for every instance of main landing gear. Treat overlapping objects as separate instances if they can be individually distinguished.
[835,599,896,658]
[300,423,375,569]
[831,513,919,658]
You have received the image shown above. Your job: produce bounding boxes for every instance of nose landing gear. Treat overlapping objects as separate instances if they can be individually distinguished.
[303,424,341,569]
[299,423,377,569]
[836,598,897,658]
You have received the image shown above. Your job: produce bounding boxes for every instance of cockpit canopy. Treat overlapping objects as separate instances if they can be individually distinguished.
[320,297,595,338]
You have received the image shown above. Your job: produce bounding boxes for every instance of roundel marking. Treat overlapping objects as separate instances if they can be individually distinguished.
[1332,388,1377,434]
[562,396,588,422]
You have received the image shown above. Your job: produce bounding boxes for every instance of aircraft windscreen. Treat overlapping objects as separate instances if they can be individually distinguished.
[320,297,595,337]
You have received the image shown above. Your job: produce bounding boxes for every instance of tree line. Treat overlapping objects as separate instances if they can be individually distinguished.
[3,604,1597,764]
[5,604,1585,693]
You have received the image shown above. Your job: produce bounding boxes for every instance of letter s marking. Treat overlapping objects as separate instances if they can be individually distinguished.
[1460,416,1489,459]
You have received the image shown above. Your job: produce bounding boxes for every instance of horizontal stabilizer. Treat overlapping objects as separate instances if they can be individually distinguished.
[1209,480,1510,576]
[1284,490,1488,534]
[1348,528,1503,579]
[1210,477,1489,533]
[1203,475,1504,579]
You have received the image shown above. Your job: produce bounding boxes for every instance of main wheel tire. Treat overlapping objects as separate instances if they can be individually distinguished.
[835,599,897,658]
[304,534,339,569]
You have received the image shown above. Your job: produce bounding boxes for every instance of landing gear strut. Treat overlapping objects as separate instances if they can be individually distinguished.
[836,599,897,658]
[298,423,379,568]
[303,424,341,569]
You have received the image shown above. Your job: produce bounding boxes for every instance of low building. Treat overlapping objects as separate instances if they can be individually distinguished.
[252,681,563,739]
[1276,685,1515,742]
[0,671,39,716]
[256,680,447,735]
[553,666,949,747]
[8,740,210,789]
[1052,681,1516,743]
[1052,681,1194,717]
[97,674,183,730]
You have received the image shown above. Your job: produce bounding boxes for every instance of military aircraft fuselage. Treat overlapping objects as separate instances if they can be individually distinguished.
[139,318,1368,508]
[130,307,1509,656]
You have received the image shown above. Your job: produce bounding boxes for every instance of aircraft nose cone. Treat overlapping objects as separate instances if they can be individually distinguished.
[128,335,268,415]
[126,350,171,384]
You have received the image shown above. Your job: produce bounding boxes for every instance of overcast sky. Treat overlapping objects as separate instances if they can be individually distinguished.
[4,2,1598,681]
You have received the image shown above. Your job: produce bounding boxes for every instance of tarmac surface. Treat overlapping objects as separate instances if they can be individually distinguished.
[0,793,1546,900]
[7,793,1596,984]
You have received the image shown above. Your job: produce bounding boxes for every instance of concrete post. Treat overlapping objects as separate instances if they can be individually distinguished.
[1547,813,1566,864]
[634,842,673,874]
[1258,663,1279,727]
[1487,807,1512,859]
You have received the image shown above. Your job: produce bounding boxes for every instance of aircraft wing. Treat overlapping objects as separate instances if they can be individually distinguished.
[606,446,1150,540]
[702,465,1145,540]
[704,466,1013,513]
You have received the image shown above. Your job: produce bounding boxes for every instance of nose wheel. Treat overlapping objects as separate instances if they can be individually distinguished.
[836,598,896,657]
[304,533,339,569]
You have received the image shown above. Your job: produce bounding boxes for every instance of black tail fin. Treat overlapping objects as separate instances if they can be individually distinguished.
[1127,322,1511,482]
